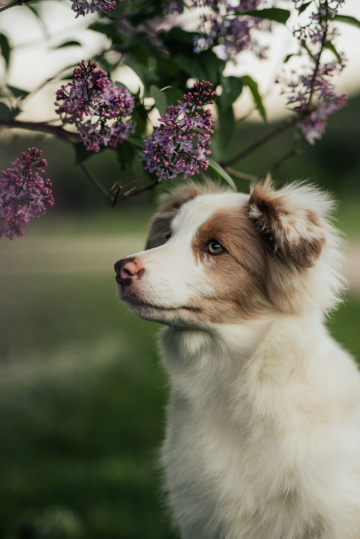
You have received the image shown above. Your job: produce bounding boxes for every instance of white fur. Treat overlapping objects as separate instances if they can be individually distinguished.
[116,184,360,539]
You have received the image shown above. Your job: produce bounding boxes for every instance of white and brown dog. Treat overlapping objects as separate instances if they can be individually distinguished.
[115,179,360,539]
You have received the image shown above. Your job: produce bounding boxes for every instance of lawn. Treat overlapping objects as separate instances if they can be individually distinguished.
[0,204,359,539]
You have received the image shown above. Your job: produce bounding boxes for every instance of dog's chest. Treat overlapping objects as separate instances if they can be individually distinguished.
[159,329,301,536]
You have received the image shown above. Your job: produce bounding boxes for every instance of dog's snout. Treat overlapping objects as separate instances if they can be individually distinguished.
[114,257,145,284]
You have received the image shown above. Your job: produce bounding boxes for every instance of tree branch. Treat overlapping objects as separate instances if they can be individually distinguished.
[219,117,297,167]
[0,0,33,12]
[0,118,78,143]
[0,117,161,205]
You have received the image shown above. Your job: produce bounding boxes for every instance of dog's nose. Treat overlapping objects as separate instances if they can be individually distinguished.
[114,257,145,282]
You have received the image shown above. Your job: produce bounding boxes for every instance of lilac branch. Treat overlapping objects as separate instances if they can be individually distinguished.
[306,2,329,111]
[219,117,297,167]
[0,0,33,13]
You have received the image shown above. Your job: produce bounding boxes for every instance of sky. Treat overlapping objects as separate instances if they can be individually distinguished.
[0,0,359,123]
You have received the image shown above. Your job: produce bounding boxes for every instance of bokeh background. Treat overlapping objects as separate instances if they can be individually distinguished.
[0,1,360,538]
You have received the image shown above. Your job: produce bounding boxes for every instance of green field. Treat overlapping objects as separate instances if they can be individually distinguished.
[0,207,359,539]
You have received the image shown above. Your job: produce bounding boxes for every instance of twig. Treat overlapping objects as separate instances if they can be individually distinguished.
[0,0,33,12]
[112,179,159,206]
[0,118,78,143]
[219,118,297,167]
[80,162,111,200]
[224,167,257,182]
[265,148,298,176]
[0,117,161,205]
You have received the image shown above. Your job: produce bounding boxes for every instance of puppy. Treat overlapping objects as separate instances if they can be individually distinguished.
[115,179,360,539]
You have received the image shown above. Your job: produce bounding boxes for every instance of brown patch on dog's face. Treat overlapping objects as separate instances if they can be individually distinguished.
[190,206,270,323]
[145,184,204,250]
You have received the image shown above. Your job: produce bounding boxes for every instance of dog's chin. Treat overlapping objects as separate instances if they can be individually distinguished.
[119,291,201,327]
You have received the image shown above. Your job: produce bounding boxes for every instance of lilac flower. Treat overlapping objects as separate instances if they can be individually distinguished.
[140,81,215,182]
[55,60,135,153]
[70,0,132,18]
[0,148,54,240]
[187,0,273,61]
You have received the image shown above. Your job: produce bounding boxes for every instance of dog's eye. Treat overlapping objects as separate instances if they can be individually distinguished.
[206,240,224,254]
[164,232,172,241]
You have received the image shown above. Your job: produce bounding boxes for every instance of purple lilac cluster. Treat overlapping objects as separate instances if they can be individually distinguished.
[186,0,272,60]
[140,81,215,182]
[278,0,347,144]
[55,60,135,153]
[0,148,54,240]
[70,0,132,18]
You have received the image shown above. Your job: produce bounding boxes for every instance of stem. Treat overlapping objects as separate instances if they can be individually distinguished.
[80,162,111,200]
[224,167,257,182]
[0,0,33,12]
[112,179,159,206]
[0,117,161,205]
[0,118,78,143]
[264,147,298,176]
[306,2,329,111]
[219,118,297,167]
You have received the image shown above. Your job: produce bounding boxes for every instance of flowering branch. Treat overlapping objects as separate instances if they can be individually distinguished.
[140,81,215,182]
[55,60,135,153]
[306,2,329,110]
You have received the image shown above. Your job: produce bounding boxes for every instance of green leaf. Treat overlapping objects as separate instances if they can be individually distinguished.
[284,53,295,64]
[53,41,82,49]
[241,75,266,122]
[324,41,343,65]
[7,85,30,99]
[162,87,183,107]
[219,76,243,111]
[124,60,159,90]
[74,142,92,165]
[298,1,312,15]
[175,54,207,81]
[127,137,145,149]
[217,106,235,151]
[88,23,119,41]
[234,8,290,25]
[0,33,10,71]
[0,102,20,120]
[333,14,360,30]
[116,140,138,169]
[207,159,237,191]
[0,102,12,120]
[150,85,167,115]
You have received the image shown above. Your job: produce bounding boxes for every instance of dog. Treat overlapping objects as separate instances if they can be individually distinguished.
[115,179,360,539]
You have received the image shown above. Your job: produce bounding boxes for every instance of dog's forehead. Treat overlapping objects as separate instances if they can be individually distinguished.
[172,192,249,235]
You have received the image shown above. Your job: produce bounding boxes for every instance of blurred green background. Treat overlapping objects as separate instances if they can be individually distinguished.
[0,95,360,539]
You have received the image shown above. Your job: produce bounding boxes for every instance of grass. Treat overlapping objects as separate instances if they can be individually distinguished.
[0,206,359,539]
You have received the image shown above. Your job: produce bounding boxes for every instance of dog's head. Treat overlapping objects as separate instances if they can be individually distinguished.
[115,179,345,328]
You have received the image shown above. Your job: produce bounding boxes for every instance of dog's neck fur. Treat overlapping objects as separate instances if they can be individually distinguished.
[160,310,326,423]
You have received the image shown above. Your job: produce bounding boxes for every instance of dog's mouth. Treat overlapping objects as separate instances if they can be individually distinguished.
[123,294,201,313]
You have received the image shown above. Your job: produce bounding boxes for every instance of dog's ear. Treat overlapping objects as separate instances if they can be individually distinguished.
[248,178,327,267]
[145,182,204,250]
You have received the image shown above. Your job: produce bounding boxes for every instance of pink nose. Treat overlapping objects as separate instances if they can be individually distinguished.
[114,257,145,284]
